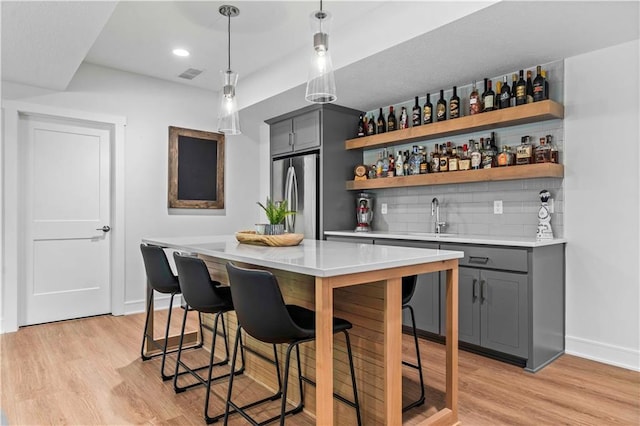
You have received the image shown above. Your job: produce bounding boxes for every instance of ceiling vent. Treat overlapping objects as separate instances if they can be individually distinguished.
[178,68,203,80]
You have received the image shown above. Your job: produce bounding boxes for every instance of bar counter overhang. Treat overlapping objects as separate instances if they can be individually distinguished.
[142,235,463,425]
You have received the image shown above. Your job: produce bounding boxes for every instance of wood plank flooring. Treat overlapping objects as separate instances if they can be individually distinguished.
[1,311,638,425]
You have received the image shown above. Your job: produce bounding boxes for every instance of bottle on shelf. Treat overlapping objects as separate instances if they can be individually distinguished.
[449,86,460,119]
[382,148,389,175]
[483,79,495,112]
[497,146,511,167]
[458,144,471,171]
[535,137,552,163]
[407,145,419,175]
[430,145,440,173]
[403,150,410,175]
[516,136,534,165]
[395,151,404,176]
[357,113,365,137]
[515,70,527,106]
[500,75,511,109]
[448,146,459,171]
[377,107,386,133]
[469,81,481,115]
[470,140,482,170]
[547,134,558,163]
[541,69,550,100]
[412,96,422,127]
[436,90,447,122]
[526,70,534,104]
[511,73,518,107]
[399,106,409,130]
[419,147,428,174]
[482,134,497,168]
[366,113,376,136]
[533,65,545,102]
[388,153,395,177]
[495,81,502,110]
[439,144,449,172]
[376,151,383,177]
[423,93,433,124]
[387,106,397,131]
[481,78,488,110]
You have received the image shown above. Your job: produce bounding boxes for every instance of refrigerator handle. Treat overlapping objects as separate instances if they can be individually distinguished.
[286,165,298,232]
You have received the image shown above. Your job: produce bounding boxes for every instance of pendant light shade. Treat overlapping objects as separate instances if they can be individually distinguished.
[217,5,241,135]
[305,5,337,104]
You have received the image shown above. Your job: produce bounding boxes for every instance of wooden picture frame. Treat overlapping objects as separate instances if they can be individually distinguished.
[168,126,225,209]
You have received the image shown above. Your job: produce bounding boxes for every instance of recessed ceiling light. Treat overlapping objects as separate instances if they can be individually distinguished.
[172,48,190,57]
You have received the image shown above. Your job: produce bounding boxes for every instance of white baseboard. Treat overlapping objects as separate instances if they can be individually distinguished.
[566,335,640,372]
[124,294,184,315]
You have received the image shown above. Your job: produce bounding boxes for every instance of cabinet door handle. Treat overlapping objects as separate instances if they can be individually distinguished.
[469,256,489,265]
[472,279,479,301]
[288,132,294,146]
[480,280,487,303]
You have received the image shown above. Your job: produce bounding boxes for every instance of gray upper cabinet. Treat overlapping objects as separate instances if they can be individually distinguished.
[269,110,321,157]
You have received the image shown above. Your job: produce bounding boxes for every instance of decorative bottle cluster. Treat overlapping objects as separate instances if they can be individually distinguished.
[355,65,551,138]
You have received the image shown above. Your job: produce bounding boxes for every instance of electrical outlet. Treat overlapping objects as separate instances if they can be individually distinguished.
[494,200,503,214]
[381,203,388,215]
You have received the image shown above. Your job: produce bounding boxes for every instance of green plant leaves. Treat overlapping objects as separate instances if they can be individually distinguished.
[257,197,295,225]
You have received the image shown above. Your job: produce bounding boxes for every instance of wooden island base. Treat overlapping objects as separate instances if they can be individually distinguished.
[197,255,459,425]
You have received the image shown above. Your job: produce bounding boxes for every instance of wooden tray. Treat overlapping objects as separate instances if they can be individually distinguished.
[235,231,304,247]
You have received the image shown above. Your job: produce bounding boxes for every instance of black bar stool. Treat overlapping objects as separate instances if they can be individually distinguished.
[140,243,205,381]
[224,262,362,426]
[402,274,426,412]
[172,252,244,424]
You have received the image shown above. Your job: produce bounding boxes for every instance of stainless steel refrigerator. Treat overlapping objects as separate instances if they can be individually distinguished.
[272,153,318,238]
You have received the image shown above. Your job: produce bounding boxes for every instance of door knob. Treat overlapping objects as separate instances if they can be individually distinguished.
[96,225,111,232]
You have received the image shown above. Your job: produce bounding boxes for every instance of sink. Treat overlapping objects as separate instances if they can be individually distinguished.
[407,232,456,238]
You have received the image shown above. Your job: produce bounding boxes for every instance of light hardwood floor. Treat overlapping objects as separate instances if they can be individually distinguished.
[1,311,638,425]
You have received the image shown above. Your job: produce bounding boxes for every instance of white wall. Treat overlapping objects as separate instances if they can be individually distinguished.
[564,39,640,371]
[2,63,261,317]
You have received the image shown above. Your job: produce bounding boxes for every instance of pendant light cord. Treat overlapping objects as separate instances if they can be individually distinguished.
[227,12,231,72]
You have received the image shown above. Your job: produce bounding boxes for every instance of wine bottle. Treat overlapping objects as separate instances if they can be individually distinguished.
[399,107,409,130]
[500,75,511,109]
[526,70,534,104]
[357,113,365,137]
[423,93,433,124]
[377,107,386,133]
[515,70,527,106]
[542,69,550,100]
[481,78,488,110]
[436,89,446,122]
[533,65,545,102]
[367,113,376,136]
[412,96,421,126]
[387,106,397,131]
[483,79,495,112]
[511,73,518,107]
[469,81,481,115]
[494,81,502,110]
[449,86,460,119]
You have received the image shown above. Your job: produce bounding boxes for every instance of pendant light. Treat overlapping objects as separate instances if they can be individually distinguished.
[305,0,337,104]
[217,5,241,135]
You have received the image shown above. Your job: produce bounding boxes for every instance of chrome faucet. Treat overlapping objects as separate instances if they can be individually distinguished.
[431,197,446,234]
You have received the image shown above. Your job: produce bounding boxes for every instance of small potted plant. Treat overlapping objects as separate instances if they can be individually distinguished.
[257,198,295,235]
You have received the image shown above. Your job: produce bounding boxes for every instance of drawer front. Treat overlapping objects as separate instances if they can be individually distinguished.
[326,236,374,245]
[374,239,438,250]
[443,244,528,272]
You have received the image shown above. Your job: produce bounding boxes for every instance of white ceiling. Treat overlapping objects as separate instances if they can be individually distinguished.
[2,1,639,115]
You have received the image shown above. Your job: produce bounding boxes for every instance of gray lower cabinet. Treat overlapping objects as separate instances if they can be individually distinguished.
[457,267,528,358]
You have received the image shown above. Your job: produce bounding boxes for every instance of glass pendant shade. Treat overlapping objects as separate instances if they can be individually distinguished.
[305,9,337,104]
[217,70,241,135]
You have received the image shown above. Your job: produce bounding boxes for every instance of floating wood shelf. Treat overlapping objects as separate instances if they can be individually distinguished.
[346,163,564,190]
[345,100,564,151]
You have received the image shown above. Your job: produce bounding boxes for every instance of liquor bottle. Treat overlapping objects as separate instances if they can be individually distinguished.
[458,144,471,171]
[388,154,395,177]
[500,75,511,109]
[419,147,428,174]
[469,81,481,115]
[387,106,397,131]
[377,108,386,133]
[403,150,410,175]
[548,134,558,163]
[483,79,495,112]
[430,145,440,173]
[526,70,534,104]
[439,144,449,172]
[497,146,510,167]
[515,70,527,106]
[535,137,551,163]
[533,65,545,102]
[412,96,421,127]
[376,151,383,177]
[541,70,550,100]
[366,113,376,136]
[395,151,404,176]
[382,148,389,175]
[470,141,482,170]
[357,113,365,137]
[481,78,488,110]
[482,135,497,169]
[448,146,459,171]
[399,107,409,130]
[495,81,502,110]
[516,136,533,165]
[411,145,422,175]
[423,93,433,124]
[436,90,447,122]
[449,86,460,119]
[511,74,518,107]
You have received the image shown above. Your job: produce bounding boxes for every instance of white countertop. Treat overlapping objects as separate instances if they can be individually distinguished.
[142,235,463,278]
[324,230,567,248]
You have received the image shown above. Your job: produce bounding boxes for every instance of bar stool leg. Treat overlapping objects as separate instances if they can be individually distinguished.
[343,330,363,426]
[402,304,425,412]
[160,292,177,381]
[140,289,155,361]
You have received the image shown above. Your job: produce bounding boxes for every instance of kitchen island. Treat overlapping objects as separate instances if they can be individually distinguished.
[142,235,463,425]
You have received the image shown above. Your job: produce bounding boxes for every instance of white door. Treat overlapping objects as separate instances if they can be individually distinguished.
[23,117,111,325]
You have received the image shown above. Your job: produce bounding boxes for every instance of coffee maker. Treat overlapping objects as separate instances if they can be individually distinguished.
[355,193,374,232]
